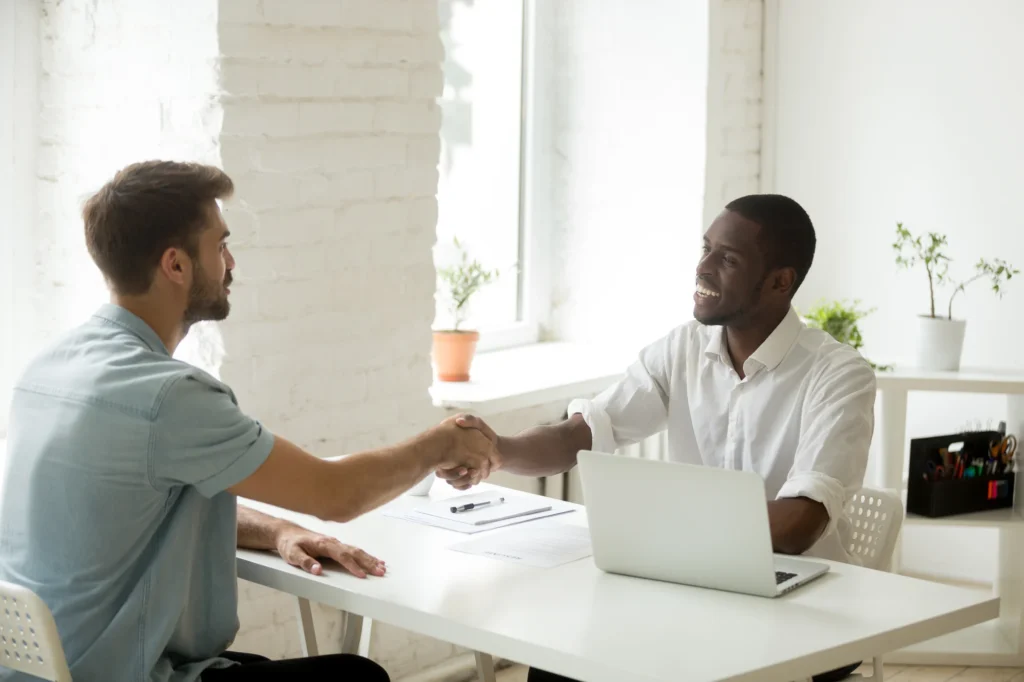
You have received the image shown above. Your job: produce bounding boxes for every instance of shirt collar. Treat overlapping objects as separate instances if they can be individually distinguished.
[93,303,171,356]
[703,306,804,374]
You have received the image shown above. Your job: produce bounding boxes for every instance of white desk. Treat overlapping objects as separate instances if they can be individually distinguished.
[874,367,1024,665]
[237,485,999,682]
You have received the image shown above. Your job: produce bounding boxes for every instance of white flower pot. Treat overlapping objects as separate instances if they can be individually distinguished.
[406,474,435,496]
[914,315,966,372]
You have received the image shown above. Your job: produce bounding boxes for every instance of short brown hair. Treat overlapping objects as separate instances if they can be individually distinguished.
[83,160,234,295]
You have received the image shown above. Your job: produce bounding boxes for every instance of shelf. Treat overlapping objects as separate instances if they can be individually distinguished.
[904,507,1024,529]
[888,619,1023,666]
[875,367,1024,394]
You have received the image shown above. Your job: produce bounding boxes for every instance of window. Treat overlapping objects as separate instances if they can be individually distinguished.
[435,0,540,350]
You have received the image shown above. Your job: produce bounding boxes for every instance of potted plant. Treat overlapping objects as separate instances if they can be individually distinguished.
[802,299,891,371]
[433,237,498,382]
[893,222,1018,371]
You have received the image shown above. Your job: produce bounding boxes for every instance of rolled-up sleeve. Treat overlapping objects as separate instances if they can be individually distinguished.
[568,329,680,453]
[149,371,275,498]
[776,355,877,538]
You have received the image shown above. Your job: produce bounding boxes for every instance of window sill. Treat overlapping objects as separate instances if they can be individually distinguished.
[430,342,627,417]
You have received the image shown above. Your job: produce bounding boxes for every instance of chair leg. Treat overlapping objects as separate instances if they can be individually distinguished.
[295,597,320,657]
[475,651,497,682]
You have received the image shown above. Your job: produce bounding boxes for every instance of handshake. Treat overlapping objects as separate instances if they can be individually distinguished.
[429,414,500,490]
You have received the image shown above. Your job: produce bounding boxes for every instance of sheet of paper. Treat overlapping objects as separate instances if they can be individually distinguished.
[415,492,552,526]
[449,522,593,568]
[382,505,574,534]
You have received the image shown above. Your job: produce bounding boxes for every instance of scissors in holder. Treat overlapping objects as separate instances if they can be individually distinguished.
[991,434,1017,472]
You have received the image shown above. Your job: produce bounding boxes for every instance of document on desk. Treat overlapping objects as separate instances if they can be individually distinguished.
[383,493,575,534]
[449,522,593,568]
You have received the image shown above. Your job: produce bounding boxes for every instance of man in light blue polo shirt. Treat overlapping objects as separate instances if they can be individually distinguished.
[0,161,500,681]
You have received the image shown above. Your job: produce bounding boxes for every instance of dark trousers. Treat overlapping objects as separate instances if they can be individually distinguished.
[202,651,390,681]
[527,661,861,682]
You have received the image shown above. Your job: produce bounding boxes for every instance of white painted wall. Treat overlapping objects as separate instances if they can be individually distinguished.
[770,0,1024,581]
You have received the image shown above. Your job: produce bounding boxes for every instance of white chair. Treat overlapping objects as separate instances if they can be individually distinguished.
[801,488,904,682]
[0,581,71,682]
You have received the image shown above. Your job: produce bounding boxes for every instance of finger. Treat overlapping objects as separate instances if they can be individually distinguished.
[447,476,475,490]
[355,549,386,576]
[337,554,368,579]
[454,414,498,444]
[436,466,470,481]
[322,540,379,579]
[286,546,322,575]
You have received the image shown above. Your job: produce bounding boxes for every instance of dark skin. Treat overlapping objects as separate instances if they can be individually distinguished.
[447,209,829,556]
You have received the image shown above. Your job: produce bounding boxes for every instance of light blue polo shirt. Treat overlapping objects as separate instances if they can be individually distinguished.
[0,304,274,682]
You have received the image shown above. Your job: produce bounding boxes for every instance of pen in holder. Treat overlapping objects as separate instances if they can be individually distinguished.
[906,430,1016,518]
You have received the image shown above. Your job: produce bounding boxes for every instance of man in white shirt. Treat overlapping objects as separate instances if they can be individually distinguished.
[446,194,876,682]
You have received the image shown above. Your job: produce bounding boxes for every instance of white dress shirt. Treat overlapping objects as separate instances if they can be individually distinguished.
[568,307,877,564]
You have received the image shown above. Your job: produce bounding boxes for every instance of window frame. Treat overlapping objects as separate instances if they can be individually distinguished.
[470,0,549,353]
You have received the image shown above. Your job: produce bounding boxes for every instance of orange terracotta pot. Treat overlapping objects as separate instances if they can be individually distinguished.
[432,330,480,382]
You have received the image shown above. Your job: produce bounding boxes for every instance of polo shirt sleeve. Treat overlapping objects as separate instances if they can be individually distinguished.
[776,354,876,539]
[149,371,275,497]
[568,327,681,453]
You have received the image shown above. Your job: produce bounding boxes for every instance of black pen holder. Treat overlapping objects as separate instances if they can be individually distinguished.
[906,431,1017,518]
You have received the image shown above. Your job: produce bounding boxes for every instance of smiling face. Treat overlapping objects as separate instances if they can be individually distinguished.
[693,210,772,327]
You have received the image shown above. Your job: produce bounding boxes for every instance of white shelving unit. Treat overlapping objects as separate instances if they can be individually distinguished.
[875,368,1024,666]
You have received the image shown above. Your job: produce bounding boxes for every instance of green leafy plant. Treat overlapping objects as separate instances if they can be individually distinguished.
[436,237,499,332]
[893,222,1018,319]
[802,299,891,371]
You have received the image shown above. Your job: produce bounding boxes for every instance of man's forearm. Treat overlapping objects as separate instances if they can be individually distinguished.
[237,504,291,550]
[231,432,442,525]
[498,414,592,477]
[767,498,829,555]
[317,433,444,521]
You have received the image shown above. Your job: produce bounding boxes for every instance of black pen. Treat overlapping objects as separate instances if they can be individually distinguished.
[450,497,505,514]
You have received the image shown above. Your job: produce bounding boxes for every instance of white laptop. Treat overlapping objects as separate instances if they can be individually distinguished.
[577,450,830,598]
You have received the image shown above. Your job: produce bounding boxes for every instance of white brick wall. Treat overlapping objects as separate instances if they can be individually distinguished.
[34,0,222,352]
[214,1,461,676]
[704,0,764,223]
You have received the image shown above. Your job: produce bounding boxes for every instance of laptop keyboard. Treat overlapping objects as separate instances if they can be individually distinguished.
[775,571,797,584]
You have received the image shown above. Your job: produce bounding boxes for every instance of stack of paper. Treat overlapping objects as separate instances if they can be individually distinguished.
[384,492,575,534]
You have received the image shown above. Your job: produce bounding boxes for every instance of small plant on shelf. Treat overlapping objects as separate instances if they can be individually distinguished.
[432,237,499,382]
[892,222,1018,371]
[893,222,1017,320]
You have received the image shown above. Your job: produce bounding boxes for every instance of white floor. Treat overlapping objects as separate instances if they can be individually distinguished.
[495,664,1024,682]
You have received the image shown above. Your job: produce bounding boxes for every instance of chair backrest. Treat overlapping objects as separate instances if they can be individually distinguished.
[843,488,904,570]
[0,581,72,682]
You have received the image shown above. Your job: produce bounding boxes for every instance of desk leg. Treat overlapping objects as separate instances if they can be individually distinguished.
[341,612,373,658]
[295,597,319,657]
[872,655,884,680]
[877,387,908,573]
[474,652,497,682]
